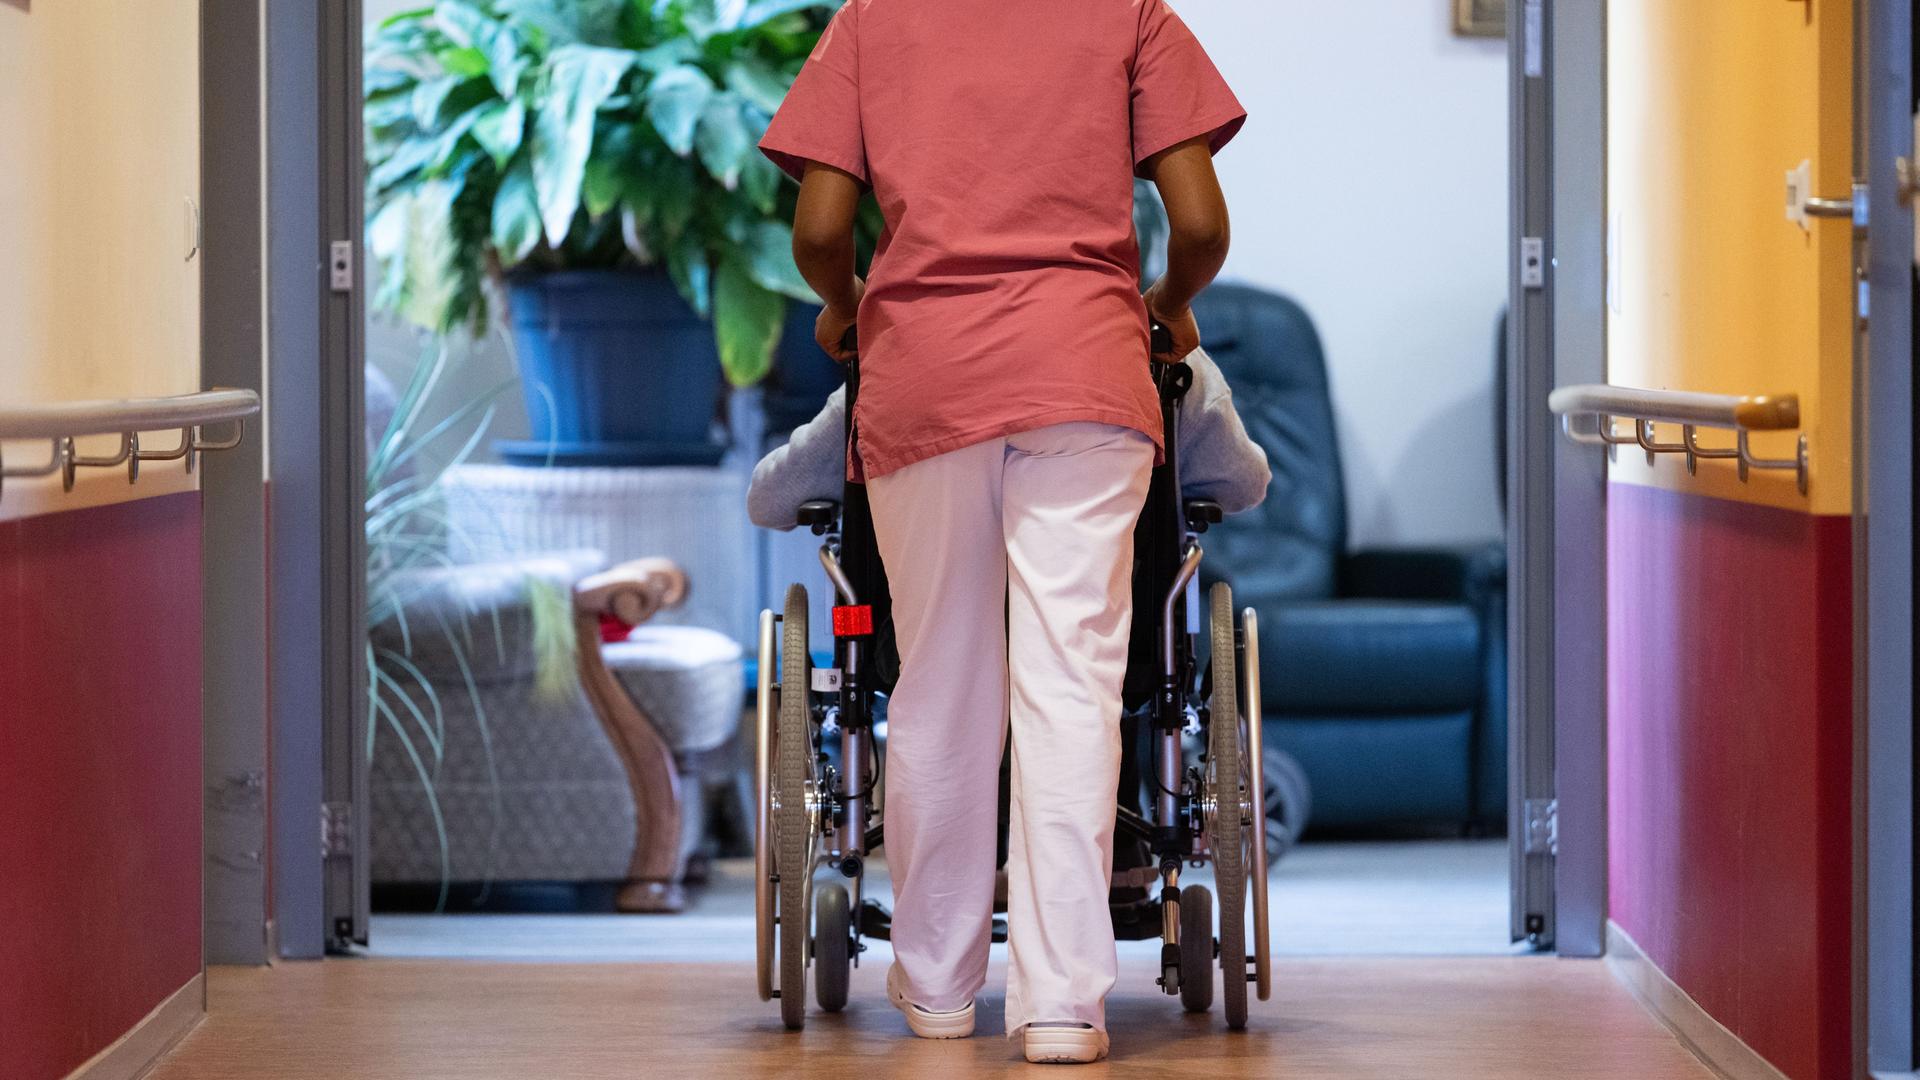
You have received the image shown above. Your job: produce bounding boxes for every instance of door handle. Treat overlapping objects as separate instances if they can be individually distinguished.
[1785,159,1865,229]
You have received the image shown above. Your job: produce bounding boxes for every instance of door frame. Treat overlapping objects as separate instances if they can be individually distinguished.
[1862,0,1915,1073]
[265,0,369,958]
[1508,0,1609,957]
[201,0,272,966]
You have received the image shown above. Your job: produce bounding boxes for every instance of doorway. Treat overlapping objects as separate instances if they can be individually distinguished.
[282,0,1585,972]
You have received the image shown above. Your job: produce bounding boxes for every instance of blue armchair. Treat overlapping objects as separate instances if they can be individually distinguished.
[1194,284,1507,832]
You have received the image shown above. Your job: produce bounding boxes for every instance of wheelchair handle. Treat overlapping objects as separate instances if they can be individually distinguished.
[840,326,858,356]
[1150,322,1174,356]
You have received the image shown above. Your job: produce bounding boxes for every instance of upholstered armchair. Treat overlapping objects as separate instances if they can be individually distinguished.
[365,364,745,912]
[369,552,743,912]
[1193,284,1508,832]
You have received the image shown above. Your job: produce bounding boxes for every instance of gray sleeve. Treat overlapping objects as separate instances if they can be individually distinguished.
[1173,348,1272,515]
[747,387,849,530]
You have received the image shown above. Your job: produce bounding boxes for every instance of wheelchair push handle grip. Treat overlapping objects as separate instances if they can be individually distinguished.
[1150,322,1174,356]
[840,327,858,357]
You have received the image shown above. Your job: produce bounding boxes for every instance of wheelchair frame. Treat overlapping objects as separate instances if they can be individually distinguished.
[755,348,1271,1032]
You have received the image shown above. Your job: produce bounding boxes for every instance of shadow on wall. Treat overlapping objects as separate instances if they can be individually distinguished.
[1342,379,1504,548]
[2,1,28,11]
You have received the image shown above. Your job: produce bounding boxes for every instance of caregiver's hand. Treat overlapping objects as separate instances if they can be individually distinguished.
[816,277,865,363]
[1145,281,1201,363]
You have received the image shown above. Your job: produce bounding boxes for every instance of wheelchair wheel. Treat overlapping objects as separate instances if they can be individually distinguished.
[777,584,815,1031]
[1207,582,1250,1030]
[814,882,852,1012]
[1178,884,1215,1013]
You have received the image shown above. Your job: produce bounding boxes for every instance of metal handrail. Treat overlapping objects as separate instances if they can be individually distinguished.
[1549,383,1808,494]
[0,388,260,499]
[0,388,258,439]
[1546,384,1800,432]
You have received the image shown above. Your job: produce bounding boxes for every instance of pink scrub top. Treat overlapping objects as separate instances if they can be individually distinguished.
[759,0,1245,480]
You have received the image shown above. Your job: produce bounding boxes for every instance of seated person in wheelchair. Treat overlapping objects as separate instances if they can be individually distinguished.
[747,346,1270,532]
[758,0,1244,1063]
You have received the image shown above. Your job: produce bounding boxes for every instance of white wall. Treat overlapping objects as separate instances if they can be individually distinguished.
[0,0,203,519]
[1180,1,1509,548]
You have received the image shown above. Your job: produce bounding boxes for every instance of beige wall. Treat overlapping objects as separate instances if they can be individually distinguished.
[0,0,202,519]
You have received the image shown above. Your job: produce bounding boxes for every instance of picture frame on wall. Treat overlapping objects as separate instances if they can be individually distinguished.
[1452,0,1505,38]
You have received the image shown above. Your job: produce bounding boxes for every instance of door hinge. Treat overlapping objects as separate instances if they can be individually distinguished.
[329,240,355,294]
[1523,798,1558,856]
[321,800,354,858]
[1519,236,1546,289]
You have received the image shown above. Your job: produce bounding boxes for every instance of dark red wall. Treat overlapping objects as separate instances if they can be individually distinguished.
[0,492,204,1080]
[1608,482,1852,1080]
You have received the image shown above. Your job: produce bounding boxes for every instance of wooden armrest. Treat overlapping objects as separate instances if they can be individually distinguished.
[573,558,689,629]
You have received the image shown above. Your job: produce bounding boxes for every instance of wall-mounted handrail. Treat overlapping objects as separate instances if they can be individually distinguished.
[0,388,261,500]
[1549,383,1808,494]
[0,388,259,440]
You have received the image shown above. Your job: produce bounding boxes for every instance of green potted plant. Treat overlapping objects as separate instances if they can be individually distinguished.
[366,0,877,466]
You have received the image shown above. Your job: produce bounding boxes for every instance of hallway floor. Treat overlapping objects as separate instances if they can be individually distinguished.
[149,954,1711,1079]
[367,840,1517,962]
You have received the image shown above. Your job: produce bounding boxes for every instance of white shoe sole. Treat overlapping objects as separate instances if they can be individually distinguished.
[887,966,975,1039]
[1023,1027,1109,1064]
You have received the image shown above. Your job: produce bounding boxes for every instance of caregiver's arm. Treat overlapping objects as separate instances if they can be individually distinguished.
[1142,136,1231,361]
[792,161,867,362]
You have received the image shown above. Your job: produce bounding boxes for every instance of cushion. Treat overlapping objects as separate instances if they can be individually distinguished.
[1264,711,1473,828]
[603,626,745,755]
[1258,598,1482,713]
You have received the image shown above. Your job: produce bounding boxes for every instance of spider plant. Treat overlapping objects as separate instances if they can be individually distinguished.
[365,340,576,909]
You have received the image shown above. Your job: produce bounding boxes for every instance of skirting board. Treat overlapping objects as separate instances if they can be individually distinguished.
[61,973,204,1080]
[1606,922,1790,1080]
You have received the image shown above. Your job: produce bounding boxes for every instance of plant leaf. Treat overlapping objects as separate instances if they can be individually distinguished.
[723,55,791,115]
[432,0,491,48]
[436,46,490,78]
[492,156,543,266]
[713,255,785,386]
[644,65,716,158]
[484,22,529,99]
[667,231,712,317]
[731,220,818,303]
[472,98,526,167]
[694,94,751,190]
[619,199,655,263]
[740,0,834,30]
[532,45,636,246]
[633,37,699,75]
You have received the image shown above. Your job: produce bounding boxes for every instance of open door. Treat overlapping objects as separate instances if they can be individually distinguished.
[1863,0,1916,1072]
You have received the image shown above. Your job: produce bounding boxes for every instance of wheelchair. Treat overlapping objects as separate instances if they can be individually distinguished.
[754,332,1272,1032]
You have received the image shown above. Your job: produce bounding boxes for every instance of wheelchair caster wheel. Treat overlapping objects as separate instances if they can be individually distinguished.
[815,883,852,1013]
[1178,884,1215,1013]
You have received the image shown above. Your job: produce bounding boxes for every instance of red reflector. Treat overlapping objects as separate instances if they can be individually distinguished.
[833,605,874,636]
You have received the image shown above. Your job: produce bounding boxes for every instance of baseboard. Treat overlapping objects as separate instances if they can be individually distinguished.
[61,973,204,1080]
[1606,922,1790,1080]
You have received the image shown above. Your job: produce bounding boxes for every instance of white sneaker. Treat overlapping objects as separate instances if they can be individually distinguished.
[1023,1022,1109,1064]
[886,964,975,1039]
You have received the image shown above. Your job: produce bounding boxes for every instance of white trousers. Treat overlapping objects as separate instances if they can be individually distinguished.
[867,421,1155,1034]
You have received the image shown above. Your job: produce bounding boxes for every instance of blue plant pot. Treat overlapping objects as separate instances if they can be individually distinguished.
[763,302,848,435]
[496,270,726,467]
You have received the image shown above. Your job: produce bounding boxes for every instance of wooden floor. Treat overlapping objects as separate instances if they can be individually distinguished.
[149,956,1713,1079]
